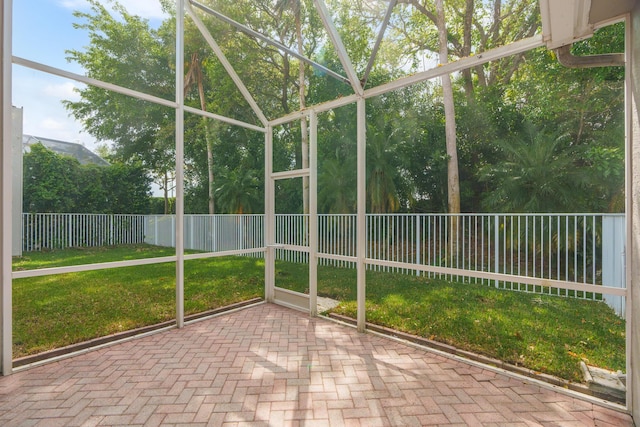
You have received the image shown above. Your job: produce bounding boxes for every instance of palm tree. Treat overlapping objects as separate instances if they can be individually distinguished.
[318,156,356,214]
[214,167,260,214]
[367,130,400,213]
[480,125,590,213]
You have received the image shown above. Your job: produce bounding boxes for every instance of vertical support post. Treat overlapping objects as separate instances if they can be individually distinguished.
[626,10,636,415]
[11,107,21,257]
[309,111,318,316]
[356,98,366,332]
[175,0,185,328]
[265,126,275,302]
[1,0,12,375]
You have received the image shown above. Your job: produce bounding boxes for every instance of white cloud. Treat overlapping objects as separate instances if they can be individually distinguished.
[13,70,96,148]
[43,82,81,101]
[31,115,95,148]
[122,0,168,19]
[58,0,168,20]
[41,117,67,131]
[58,0,87,9]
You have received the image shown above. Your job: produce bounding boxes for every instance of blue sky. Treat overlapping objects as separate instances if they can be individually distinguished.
[12,0,168,149]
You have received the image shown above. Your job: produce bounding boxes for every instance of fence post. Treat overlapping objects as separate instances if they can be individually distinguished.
[415,214,421,276]
[494,214,500,288]
[68,214,72,249]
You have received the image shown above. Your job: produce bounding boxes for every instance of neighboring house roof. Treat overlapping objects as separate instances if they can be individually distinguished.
[23,135,110,166]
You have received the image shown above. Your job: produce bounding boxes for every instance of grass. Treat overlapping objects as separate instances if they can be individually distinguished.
[13,245,625,383]
[276,262,626,383]
[12,244,178,270]
[13,245,264,357]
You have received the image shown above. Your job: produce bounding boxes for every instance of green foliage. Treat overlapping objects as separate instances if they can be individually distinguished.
[479,126,591,213]
[149,197,176,214]
[23,144,80,213]
[318,155,356,214]
[215,167,261,214]
[103,163,154,214]
[64,0,175,174]
[367,128,400,213]
[23,143,151,214]
[581,142,625,212]
[62,0,624,215]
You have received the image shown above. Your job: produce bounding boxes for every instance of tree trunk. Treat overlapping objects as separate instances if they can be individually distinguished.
[461,0,475,101]
[184,52,215,214]
[206,124,215,215]
[297,15,309,215]
[436,0,460,256]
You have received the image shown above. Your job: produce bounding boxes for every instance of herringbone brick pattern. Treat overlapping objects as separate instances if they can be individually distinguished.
[0,303,632,426]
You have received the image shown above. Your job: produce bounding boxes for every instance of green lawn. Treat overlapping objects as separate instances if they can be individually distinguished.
[276,262,626,383]
[13,245,625,383]
[13,245,264,357]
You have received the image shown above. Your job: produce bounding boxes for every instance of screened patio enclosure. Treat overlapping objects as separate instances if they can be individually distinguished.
[2,0,640,419]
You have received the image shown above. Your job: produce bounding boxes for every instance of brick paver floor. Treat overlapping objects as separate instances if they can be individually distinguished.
[0,303,633,426]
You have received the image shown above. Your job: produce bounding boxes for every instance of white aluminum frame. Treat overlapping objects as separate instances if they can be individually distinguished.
[189,0,350,86]
[313,0,364,95]
[185,1,268,127]
[1,0,12,376]
[264,126,275,303]
[176,0,186,329]
[0,1,634,411]
[625,12,634,412]
[356,98,366,331]
[309,111,318,316]
[361,0,397,88]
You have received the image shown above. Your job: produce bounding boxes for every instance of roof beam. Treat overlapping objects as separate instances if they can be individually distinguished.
[273,35,545,125]
[13,56,178,109]
[364,34,545,99]
[183,106,265,133]
[12,55,263,134]
[185,1,268,127]
[189,0,350,86]
[361,0,397,89]
[269,93,359,127]
[313,0,364,96]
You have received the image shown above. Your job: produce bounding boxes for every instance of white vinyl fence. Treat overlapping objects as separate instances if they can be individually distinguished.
[21,212,626,313]
[22,213,146,251]
[144,214,264,253]
[275,213,626,312]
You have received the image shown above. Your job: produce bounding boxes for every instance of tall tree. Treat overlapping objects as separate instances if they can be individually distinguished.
[214,167,260,214]
[367,129,400,213]
[397,0,539,98]
[64,0,175,201]
[318,156,356,214]
[184,51,215,214]
[276,0,310,214]
[434,0,460,219]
